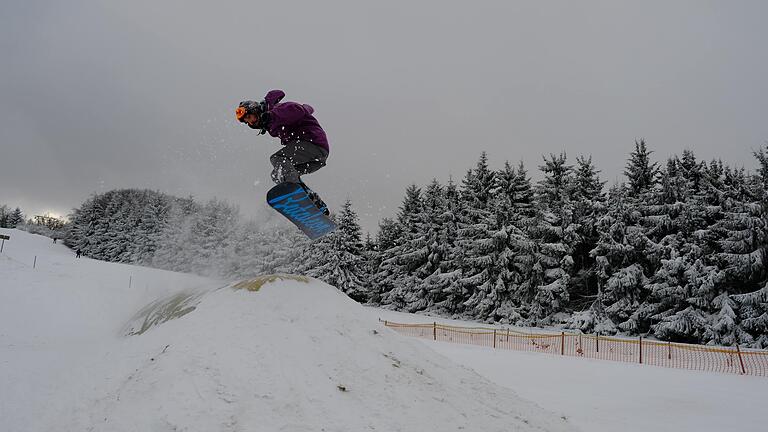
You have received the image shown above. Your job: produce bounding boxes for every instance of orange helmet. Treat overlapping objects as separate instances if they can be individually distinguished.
[236,100,266,123]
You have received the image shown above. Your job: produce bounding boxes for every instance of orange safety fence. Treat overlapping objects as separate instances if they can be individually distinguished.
[382,320,768,377]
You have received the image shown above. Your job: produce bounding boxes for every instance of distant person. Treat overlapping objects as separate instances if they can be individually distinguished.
[76,249,81,258]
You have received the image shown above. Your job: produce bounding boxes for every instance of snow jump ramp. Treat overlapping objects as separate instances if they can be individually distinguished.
[105,274,577,431]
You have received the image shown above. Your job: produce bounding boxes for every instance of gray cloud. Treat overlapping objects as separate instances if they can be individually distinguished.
[2,0,767,231]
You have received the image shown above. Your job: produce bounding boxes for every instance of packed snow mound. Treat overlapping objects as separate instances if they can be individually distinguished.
[58,275,576,431]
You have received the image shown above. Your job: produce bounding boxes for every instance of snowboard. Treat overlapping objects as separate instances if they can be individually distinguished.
[267,182,337,240]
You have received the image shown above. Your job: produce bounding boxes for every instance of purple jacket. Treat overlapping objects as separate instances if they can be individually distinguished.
[264,90,329,153]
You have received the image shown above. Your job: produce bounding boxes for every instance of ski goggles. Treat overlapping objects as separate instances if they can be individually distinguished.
[235,106,247,122]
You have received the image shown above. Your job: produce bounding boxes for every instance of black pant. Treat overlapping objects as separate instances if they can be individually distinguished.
[270,141,328,184]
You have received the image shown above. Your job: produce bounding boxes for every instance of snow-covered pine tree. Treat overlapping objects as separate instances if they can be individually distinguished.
[366,217,400,304]
[659,157,684,205]
[375,184,426,310]
[640,151,732,344]
[732,283,768,347]
[633,157,691,336]
[509,161,536,226]
[374,218,400,254]
[133,192,172,264]
[222,220,267,278]
[294,221,336,280]
[394,179,453,311]
[715,147,768,346]
[90,192,123,260]
[266,227,308,275]
[299,200,369,302]
[494,161,519,229]
[392,180,445,310]
[569,155,606,303]
[0,205,8,228]
[7,207,24,228]
[591,143,665,334]
[421,177,464,316]
[66,194,94,255]
[581,182,650,334]
[455,153,514,321]
[222,221,298,279]
[648,255,722,343]
[722,165,752,203]
[624,139,659,198]
[186,199,240,276]
[702,159,726,205]
[526,152,575,323]
[752,144,768,193]
[153,197,239,276]
[483,161,526,321]
[360,232,380,300]
[151,198,200,273]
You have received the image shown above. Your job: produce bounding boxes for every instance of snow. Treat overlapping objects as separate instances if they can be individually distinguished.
[426,343,766,432]
[373,310,767,432]
[3,227,764,432]
[1,229,574,431]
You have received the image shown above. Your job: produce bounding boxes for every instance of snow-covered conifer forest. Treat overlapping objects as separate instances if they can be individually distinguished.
[32,141,768,348]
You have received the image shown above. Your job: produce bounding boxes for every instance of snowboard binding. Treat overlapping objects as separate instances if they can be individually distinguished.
[299,181,329,216]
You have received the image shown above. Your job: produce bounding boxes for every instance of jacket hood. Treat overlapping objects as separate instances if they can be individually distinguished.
[264,90,286,109]
[264,89,314,114]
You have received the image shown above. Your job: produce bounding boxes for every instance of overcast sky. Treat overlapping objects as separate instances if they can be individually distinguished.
[2,1,767,233]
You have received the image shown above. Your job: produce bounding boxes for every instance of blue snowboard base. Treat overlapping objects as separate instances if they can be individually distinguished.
[267,182,337,240]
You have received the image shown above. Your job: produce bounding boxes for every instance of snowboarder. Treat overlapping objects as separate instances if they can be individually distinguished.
[236,90,330,214]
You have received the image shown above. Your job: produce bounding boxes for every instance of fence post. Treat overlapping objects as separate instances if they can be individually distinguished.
[493,329,497,348]
[33,255,37,269]
[561,332,565,355]
[668,341,672,360]
[433,322,437,341]
[506,328,510,342]
[736,344,746,375]
[596,333,599,353]
[129,275,132,288]
[639,336,643,364]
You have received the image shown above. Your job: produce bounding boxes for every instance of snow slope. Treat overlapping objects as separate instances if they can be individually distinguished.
[0,229,218,431]
[373,311,768,432]
[1,229,575,432]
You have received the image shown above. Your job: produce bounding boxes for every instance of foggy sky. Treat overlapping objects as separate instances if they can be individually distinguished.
[2,1,767,233]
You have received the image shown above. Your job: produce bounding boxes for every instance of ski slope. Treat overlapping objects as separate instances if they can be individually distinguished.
[373,311,767,432]
[0,229,574,432]
[2,228,764,431]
